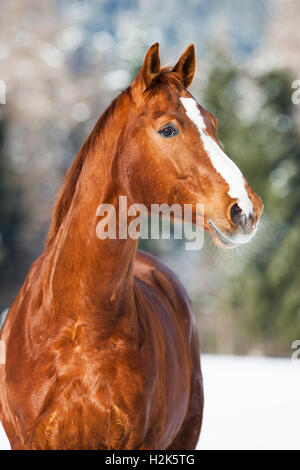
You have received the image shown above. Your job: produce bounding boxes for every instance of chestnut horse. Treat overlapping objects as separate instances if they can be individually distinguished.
[0,44,263,450]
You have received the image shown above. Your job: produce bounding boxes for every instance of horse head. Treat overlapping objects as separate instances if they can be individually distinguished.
[123,43,263,247]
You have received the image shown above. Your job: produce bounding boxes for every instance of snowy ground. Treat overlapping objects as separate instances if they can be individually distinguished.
[1,354,299,450]
[198,354,300,450]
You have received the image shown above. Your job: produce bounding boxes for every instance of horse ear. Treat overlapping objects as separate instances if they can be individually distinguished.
[173,44,196,88]
[141,43,161,88]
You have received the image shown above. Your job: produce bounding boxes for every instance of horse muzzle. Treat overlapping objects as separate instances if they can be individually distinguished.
[207,195,263,248]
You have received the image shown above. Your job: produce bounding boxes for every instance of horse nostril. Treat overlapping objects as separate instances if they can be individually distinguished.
[230,203,243,221]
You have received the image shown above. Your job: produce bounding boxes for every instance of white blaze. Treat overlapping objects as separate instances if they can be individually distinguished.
[180,97,253,216]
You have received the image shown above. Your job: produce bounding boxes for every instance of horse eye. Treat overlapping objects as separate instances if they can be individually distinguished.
[158,126,178,138]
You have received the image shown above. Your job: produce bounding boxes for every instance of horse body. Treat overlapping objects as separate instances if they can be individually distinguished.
[0,43,262,450]
[0,249,202,450]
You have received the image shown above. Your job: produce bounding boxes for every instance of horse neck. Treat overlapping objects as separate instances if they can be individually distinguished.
[45,92,138,328]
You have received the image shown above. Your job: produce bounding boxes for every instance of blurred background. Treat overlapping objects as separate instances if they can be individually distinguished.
[1,0,300,356]
[1,0,300,450]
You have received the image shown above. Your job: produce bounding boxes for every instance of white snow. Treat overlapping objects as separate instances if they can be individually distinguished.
[198,354,300,450]
[0,422,10,450]
[1,354,299,450]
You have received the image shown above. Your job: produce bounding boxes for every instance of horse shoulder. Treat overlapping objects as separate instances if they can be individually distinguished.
[134,250,195,330]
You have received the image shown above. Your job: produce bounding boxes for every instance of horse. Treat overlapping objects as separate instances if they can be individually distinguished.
[0,43,263,450]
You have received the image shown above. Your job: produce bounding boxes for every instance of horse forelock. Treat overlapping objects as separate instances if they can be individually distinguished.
[46,93,128,247]
[143,68,185,97]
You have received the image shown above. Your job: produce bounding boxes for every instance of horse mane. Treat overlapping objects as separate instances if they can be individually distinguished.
[46,94,126,247]
[46,70,182,247]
